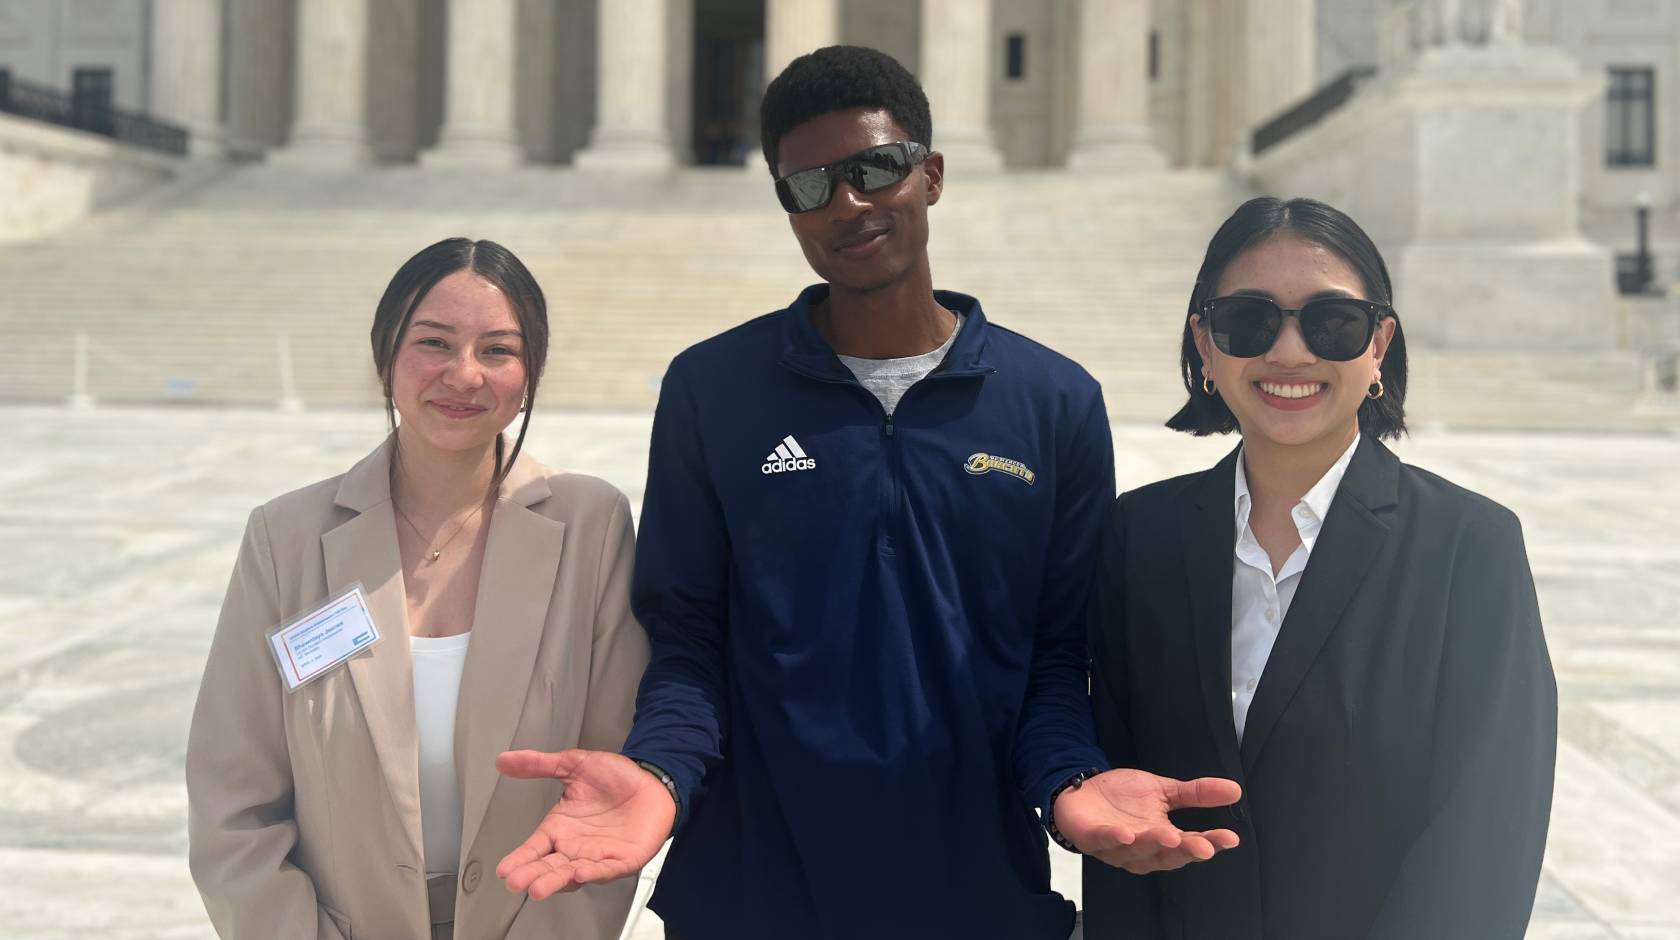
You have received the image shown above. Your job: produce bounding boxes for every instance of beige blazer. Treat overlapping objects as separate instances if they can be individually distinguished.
[186,439,649,940]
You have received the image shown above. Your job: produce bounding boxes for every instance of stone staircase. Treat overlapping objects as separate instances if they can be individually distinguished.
[0,163,1669,432]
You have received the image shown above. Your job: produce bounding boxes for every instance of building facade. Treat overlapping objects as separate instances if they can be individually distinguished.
[2,0,1675,176]
[2,0,1678,270]
[0,0,1325,170]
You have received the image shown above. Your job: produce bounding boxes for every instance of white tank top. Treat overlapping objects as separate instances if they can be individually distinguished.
[410,632,470,876]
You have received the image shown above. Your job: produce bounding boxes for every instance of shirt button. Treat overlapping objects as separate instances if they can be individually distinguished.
[462,860,482,893]
[1265,608,1277,621]
[1246,679,1257,691]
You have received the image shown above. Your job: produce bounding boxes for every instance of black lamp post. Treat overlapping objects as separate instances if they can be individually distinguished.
[1635,190,1654,294]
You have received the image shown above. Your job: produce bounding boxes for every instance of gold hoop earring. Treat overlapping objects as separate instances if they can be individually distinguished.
[1202,376,1216,396]
[1367,380,1385,400]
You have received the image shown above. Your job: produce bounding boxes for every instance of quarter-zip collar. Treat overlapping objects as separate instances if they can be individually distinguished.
[778,283,996,383]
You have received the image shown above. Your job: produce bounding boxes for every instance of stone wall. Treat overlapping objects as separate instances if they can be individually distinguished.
[0,112,175,243]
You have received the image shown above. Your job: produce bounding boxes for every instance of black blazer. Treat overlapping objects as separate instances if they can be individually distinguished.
[1083,437,1556,940]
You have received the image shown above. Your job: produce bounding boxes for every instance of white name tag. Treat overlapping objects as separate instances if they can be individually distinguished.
[267,583,381,692]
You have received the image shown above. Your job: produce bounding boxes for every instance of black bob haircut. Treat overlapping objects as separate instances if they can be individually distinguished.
[1166,196,1409,440]
[759,45,932,177]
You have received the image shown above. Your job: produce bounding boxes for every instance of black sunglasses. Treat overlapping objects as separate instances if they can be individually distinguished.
[1201,295,1391,361]
[774,141,929,214]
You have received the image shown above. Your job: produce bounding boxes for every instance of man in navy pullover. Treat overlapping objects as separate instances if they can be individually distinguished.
[496,46,1240,939]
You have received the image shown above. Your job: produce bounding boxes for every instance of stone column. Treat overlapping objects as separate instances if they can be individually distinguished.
[1066,0,1166,171]
[574,0,677,170]
[919,0,1003,173]
[224,0,293,158]
[148,0,226,158]
[1243,0,1316,128]
[766,0,839,80]
[423,0,522,167]
[279,0,372,166]
[751,0,839,174]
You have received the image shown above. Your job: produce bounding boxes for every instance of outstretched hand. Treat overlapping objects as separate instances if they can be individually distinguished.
[1052,768,1242,874]
[494,749,677,900]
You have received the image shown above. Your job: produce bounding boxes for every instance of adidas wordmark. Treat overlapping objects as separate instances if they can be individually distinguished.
[762,435,817,474]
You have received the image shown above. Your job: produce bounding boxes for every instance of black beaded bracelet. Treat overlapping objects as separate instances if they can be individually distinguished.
[1045,768,1103,853]
[634,759,682,818]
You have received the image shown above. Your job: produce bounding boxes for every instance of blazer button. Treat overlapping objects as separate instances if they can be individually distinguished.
[462,860,482,894]
[1230,802,1247,823]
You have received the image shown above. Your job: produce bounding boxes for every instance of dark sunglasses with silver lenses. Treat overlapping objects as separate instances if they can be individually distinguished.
[1202,295,1391,361]
[774,141,929,214]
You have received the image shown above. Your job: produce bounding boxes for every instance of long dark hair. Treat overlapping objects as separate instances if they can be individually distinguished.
[370,237,549,487]
[1166,196,1408,440]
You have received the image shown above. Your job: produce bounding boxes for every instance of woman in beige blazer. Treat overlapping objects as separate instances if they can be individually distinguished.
[186,238,649,940]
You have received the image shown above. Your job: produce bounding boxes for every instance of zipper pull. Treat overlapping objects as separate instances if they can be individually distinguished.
[884,414,895,437]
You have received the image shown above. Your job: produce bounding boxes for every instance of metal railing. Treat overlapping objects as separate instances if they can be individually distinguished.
[0,75,188,157]
[1250,66,1378,157]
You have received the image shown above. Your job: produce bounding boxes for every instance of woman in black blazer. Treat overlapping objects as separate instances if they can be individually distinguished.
[1083,197,1556,939]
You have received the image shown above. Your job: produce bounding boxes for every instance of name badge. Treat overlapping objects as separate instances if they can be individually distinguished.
[267,583,381,692]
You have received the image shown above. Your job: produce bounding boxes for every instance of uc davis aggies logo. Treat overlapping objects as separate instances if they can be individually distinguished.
[762,435,817,474]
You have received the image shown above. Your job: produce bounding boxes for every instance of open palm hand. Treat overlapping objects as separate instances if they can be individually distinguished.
[1052,768,1242,874]
[494,749,676,900]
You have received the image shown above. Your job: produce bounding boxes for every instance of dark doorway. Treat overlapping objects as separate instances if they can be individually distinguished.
[693,0,764,165]
[71,66,116,135]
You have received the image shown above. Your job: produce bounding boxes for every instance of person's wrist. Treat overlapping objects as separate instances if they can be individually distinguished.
[632,759,681,818]
[1046,768,1102,853]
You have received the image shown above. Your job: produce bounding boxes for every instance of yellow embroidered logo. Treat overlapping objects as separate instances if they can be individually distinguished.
[964,453,1036,486]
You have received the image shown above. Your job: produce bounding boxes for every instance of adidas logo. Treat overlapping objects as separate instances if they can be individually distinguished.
[761,435,817,474]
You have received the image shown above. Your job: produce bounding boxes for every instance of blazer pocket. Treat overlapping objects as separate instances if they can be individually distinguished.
[319,902,352,939]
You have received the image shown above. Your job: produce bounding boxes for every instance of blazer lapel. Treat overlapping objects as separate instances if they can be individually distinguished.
[1238,437,1400,774]
[320,437,424,862]
[1186,447,1246,784]
[454,453,565,862]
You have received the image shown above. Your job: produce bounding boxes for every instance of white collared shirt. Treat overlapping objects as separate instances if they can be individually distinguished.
[1229,435,1360,742]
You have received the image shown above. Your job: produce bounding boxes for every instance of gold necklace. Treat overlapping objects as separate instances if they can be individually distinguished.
[394,499,486,563]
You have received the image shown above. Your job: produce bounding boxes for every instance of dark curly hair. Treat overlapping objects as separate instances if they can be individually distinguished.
[759,45,932,177]
[1166,196,1409,440]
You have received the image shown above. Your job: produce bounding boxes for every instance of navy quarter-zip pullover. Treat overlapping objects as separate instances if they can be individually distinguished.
[622,285,1114,939]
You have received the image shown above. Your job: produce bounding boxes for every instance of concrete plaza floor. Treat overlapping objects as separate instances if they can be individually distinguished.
[1,404,1677,938]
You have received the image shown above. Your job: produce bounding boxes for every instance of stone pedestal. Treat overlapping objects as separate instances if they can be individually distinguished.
[1395,45,1614,348]
[1399,241,1615,348]
[1250,41,1614,349]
